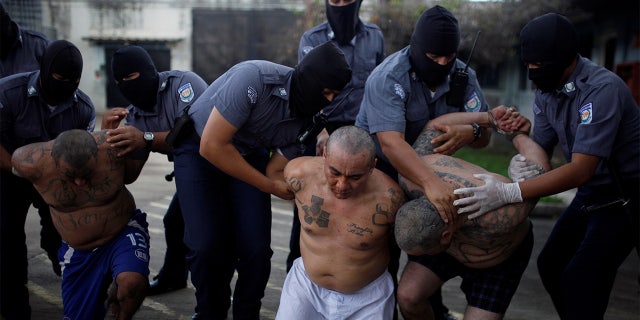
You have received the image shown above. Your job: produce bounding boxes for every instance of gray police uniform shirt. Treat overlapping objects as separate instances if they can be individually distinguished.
[124,70,208,159]
[532,56,640,186]
[355,46,488,163]
[189,60,306,160]
[0,71,96,153]
[0,25,48,78]
[298,21,384,124]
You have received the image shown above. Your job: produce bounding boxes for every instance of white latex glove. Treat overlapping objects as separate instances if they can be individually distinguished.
[453,173,523,219]
[508,154,543,182]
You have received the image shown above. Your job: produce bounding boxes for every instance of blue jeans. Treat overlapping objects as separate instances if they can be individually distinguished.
[537,180,638,320]
[173,138,273,320]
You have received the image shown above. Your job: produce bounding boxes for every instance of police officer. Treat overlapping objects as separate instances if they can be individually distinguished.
[0,39,95,320]
[102,45,209,296]
[286,0,385,272]
[0,3,63,278]
[355,6,491,320]
[0,3,48,77]
[453,13,640,320]
[173,41,351,319]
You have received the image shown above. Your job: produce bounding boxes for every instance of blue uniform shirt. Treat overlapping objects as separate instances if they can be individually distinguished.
[189,60,306,160]
[532,56,640,186]
[355,46,488,162]
[0,25,49,78]
[0,71,96,153]
[124,70,208,159]
[299,21,384,124]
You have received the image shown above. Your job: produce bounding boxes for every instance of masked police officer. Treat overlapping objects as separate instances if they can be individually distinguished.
[102,45,209,296]
[0,39,95,320]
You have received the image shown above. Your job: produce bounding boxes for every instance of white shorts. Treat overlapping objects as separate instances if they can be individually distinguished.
[276,257,395,320]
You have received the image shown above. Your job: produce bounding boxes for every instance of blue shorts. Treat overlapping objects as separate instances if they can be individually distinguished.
[409,223,533,314]
[59,210,150,320]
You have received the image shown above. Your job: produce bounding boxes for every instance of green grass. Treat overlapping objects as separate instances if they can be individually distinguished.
[452,147,563,203]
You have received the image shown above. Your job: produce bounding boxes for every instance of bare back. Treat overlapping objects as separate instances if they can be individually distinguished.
[286,156,405,293]
[12,131,137,251]
[400,154,535,268]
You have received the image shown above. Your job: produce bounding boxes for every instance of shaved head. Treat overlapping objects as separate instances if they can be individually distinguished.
[394,197,446,255]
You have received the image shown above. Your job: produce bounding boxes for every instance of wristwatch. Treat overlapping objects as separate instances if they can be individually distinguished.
[143,131,154,150]
[471,123,481,143]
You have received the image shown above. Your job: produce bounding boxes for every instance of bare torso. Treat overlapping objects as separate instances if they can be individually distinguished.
[28,132,136,251]
[290,157,404,293]
[400,154,534,268]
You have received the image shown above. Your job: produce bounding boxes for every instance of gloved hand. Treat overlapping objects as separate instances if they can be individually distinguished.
[508,154,543,182]
[453,173,523,219]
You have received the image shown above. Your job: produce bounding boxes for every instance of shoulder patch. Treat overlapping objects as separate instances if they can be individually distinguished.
[248,86,258,104]
[579,102,593,124]
[178,83,194,103]
[302,46,314,55]
[464,92,481,112]
[393,83,405,100]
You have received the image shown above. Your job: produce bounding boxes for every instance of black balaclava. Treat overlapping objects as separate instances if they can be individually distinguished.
[520,13,577,93]
[290,41,352,119]
[39,40,83,106]
[409,5,460,87]
[0,3,19,59]
[326,0,363,46]
[111,46,159,111]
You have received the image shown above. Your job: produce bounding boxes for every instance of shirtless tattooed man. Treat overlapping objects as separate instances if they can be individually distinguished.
[11,129,148,320]
[395,124,550,320]
[276,126,406,320]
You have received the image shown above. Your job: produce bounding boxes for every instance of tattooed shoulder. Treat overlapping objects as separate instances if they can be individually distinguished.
[287,176,304,194]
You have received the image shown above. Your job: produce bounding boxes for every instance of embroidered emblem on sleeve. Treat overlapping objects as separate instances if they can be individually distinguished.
[248,86,258,103]
[394,83,405,100]
[465,92,481,112]
[579,102,593,124]
[178,83,195,103]
[302,46,313,55]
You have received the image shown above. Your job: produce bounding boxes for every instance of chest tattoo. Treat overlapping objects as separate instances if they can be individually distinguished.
[302,195,330,228]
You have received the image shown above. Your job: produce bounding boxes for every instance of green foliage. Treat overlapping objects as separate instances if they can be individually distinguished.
[453,147,511,178]
[453,147,563,203]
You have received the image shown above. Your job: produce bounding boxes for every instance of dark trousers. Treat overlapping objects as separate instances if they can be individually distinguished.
[173,139,273,320]
[537,181,638,320]
[0,172,31,320]
[156,192,188,283]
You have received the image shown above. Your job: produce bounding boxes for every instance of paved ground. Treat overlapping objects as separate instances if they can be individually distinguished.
[22,152,640,319]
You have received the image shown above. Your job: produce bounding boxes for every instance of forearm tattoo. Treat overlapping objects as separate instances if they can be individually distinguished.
[412,127,442,156]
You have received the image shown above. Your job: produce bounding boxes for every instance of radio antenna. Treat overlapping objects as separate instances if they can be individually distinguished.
[463,30,481,73]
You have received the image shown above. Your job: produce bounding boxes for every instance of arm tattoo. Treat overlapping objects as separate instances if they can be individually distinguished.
[287,176,303,194]
[412,127,442,156]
